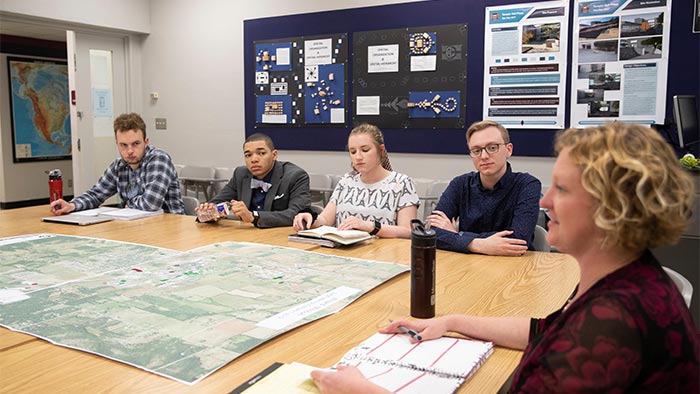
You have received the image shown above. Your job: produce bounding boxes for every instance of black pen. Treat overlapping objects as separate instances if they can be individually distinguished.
[389,319,422,341]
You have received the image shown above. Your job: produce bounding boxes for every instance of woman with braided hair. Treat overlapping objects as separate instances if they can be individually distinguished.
[293,124,419,238]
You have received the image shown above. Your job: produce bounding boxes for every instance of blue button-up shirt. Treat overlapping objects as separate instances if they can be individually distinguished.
[433,163,541,253]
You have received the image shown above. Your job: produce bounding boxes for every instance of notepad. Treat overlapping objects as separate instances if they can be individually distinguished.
[337,333,493,394]
[42,214,114,226]
[293,225,371,246]
[99,208,164,221]
[229,362,320,394]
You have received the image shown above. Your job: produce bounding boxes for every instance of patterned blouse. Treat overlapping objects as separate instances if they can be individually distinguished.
[510,250,699,393]
[329,171,419,226]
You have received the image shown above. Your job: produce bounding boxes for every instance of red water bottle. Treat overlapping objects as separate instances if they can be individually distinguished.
[48,169,63,202]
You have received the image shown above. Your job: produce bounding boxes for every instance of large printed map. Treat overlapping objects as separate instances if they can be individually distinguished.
[0,235,408,384]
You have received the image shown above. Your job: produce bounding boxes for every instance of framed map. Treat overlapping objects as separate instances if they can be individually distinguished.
[7,56,71,162]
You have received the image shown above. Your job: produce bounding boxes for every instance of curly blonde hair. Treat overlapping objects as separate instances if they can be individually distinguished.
[555,123,694,251]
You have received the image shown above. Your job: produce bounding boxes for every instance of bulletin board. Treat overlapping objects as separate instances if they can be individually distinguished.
[352,24,467,129]
[253,34,348,126]
[244,0,700,157]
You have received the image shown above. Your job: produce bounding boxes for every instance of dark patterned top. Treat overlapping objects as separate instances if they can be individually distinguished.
[72,145,184,214]
[433,163,541,252]
[510,250,699,393]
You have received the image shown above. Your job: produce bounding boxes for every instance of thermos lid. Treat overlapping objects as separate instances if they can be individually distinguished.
[411,219,436,246]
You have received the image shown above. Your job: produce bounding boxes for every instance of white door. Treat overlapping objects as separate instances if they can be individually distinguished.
[67,31,128,202]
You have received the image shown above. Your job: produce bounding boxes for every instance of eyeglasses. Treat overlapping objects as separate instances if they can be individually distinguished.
[468,143,507,157]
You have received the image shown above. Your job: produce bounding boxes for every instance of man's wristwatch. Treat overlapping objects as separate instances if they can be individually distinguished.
[369,220,382,235]
[252,211,260,227]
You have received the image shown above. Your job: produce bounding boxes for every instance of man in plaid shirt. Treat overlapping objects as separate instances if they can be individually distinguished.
[49,113,185,215]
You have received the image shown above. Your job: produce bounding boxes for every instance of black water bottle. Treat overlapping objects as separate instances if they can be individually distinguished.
[411,219,436,318]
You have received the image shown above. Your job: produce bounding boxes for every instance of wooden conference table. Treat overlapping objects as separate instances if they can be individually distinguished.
[0,206,579,394]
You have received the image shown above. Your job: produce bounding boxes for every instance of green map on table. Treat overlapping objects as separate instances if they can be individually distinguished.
[0,234,409,384]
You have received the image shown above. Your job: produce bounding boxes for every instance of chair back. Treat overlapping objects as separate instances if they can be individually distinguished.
[663,266,693,308]
[425,180,450,214]
[532,225,551,252]
[182,196,200,216]
[309,173,333,206]
[180,165,215,179]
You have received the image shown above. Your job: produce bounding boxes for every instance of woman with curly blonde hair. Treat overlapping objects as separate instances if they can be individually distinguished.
[311,122,698,394]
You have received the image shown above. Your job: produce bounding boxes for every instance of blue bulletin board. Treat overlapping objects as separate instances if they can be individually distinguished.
[244,0,699,156]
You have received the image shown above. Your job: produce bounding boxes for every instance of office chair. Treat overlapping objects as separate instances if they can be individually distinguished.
[532,225,551,252]
[663,266,693,308]
[182,196,200,216]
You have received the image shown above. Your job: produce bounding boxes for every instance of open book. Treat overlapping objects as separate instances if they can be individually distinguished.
[337,332,493,394]
[290,225,371,246]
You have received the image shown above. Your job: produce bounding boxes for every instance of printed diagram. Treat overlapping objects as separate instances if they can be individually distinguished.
[408,32,437,55]
[304,63,345,124]
[408,91,461,118]
[254,34,347,126]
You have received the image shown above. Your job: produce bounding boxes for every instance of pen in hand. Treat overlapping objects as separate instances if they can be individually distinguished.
[389,319,422,341]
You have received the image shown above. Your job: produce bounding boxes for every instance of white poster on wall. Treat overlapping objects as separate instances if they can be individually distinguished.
[368,44,400,73]
[570,0,671,127]
[483,0,569,129]
[305,38,332,66]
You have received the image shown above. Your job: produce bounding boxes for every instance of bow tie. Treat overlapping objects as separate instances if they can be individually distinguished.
[250,178,272,192]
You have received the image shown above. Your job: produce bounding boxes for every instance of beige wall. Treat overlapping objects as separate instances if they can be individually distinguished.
[0,0,556,205]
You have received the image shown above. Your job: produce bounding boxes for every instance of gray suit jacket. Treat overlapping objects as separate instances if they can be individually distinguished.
[211,161,310,228]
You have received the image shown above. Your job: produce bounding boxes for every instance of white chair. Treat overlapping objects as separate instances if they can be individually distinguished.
[309,173,333,206]
[182,196,200,216]
[212,167,234,196]
[174,164,184,176]
[424,180,450,215]
[663,266,693,308]
[413,178,435,220]
[329,174,342,189]
[179,165,216,201]
[532,225,551,252]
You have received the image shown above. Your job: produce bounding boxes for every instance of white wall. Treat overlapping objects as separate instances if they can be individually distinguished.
[0,0,556,205]
[0,1,149,204]
[0,0,150,34]
[142,0,555,189]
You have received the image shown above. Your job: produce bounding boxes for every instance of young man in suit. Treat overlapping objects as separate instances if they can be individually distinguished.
[195,133,311,228]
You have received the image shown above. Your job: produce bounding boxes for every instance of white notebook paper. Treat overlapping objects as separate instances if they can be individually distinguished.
[337,333,493,394]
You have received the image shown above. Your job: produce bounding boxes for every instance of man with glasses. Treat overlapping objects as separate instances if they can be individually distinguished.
[50,113,185,215]
[426,120,541,256]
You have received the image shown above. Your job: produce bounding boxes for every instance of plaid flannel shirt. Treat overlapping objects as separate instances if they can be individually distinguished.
[72,145,185,214]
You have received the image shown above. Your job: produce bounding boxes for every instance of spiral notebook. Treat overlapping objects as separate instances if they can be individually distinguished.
[337,332,493,394]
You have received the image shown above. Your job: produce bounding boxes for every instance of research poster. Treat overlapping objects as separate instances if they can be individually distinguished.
[570,0,671,127]
[483,1,570,129]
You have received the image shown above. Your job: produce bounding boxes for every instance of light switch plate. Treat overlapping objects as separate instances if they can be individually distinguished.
[155,118,167,130]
